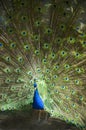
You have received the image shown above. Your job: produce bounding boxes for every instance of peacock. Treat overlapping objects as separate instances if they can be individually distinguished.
[0,0,86,129]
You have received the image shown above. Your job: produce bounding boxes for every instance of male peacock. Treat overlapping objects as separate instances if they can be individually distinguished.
[33,79,44,110]
[0,0,86,129]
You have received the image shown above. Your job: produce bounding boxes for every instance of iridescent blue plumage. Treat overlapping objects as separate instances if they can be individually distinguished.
[0,43,3,47]
[33,82,44,110]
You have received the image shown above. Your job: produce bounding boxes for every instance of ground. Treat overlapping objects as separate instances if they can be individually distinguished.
[0,109,80,130]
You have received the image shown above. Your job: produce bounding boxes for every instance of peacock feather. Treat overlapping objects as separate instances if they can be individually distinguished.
[0,0,86,129]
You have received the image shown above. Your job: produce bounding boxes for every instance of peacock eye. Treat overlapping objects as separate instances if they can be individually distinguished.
[45,28,52,34]
[37,68,41,73]
[10,30,12,32]
[52,53,55,58]
[4,68,11,73]
[9,16,12,19]
[63,12,66,16]
[5,78,11,83]
[43,59,47,63]
[35,50,40,55]
[66,119,69,123]
[76,53,79,56]
[64,77,69,81]
[18,79,21,82]
[24,45,29,50]
[28,71,32,76]
[38,7,41,11]
[75,80,79,85]
[46,69,50,73]
[75,114,79,118]
[23,32,25,35]
[8,28,13,33]
[12,44,14,47]
[83,41,86,45]
[21,31,27,36]
[35,36,38,39]
[1,107,5,111]
[10,43,16,48]
[70,38,72,40]
[61,25,64,29]
[47,29,52,34]
[21,2,24,6]
[61,86,65,89]
[79,96,83,101]
[37,22,40,25]
[62,52,64,54]
[23,16,26,19]
[5,57,11,62]
[18,57,23,62]
[23,85,27,88]
[72,103,75,107]
[8,107,12,110]
[0,43,3,47]
[55,90,58,93]
[53,4,56,8]
[76,68,81,73]
[26,46,28,48]
[45,44,48,47]
[53,75,57,79]
[44,43,49,49]
[65,1,69,4]
[55,65,59,69]
[16,68,21,73]
[34,35,39,41]
[65,64,70,69]
[6,69,9,72]
[21,16,27,21]
[35,21,41,27]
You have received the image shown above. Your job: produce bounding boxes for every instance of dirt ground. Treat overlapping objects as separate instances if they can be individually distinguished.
[0,110,81,130]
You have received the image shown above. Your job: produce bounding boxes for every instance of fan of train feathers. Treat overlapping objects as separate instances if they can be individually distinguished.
[0,0,86,129]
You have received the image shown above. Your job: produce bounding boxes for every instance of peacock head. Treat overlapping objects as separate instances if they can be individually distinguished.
[34,79,37,88]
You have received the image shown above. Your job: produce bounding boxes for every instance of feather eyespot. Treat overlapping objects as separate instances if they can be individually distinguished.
[0,43,3,47]
[44,43,49,49]
[76,53,79,57]
[53,4,56,8]
[61,25,64,28]
[65,1,69,4]
[35,21,41,27]
[75,80,79,85]
[10,43,16,48]
[9,16,12,19]
[5,57,11,62]
[45,28,52,34]
[57,37,62,43]
[83,41,86,45]
[24,45,29,50]
[21,2,24,6]
[38,7,41,11]
[18,57,23,62]
[8,29,13,33]
[35,50,40,55]
[43,59,47,63]
[63,12,66,16]
[55,65,59,69]
[21,31,27,36]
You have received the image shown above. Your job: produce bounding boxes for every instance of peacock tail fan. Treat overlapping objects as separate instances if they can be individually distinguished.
[0,0,86,129]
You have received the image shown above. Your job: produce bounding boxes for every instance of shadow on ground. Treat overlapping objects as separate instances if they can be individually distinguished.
[0,109,81,130]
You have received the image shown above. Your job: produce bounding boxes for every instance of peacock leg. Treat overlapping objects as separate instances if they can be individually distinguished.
[38,110,41,122]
